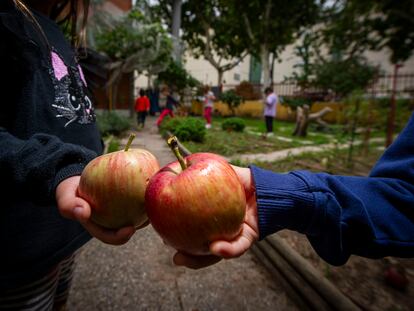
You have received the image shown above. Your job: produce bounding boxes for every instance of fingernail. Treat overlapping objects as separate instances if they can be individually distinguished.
[74,207,84,219]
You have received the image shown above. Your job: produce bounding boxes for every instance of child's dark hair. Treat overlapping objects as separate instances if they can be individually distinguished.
[139,89,146,97]
[264,87,273,94]
[13,0,90,47]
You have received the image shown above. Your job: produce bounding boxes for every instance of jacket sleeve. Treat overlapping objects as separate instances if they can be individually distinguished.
[251,113,414,265]
[0,129,98,205]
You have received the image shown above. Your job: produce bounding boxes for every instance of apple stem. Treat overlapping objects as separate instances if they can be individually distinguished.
[124,133,136,152]
[167,136,187,170]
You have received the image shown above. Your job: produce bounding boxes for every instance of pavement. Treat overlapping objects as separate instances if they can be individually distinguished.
[67,116,298,311]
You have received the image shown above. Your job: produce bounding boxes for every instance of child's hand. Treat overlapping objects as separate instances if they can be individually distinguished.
[56,176,136,245]
[173,166,259,269]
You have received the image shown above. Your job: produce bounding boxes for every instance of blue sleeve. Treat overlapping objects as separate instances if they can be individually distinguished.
[251,113,414,266]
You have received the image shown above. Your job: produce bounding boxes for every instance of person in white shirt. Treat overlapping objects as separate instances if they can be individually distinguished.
[263,87,278,137]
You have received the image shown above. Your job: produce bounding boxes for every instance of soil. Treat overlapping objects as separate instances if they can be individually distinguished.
[278,231,414,311]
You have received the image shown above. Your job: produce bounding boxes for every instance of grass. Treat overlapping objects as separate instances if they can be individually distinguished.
[233,143,385,175]
[184,116,385,157]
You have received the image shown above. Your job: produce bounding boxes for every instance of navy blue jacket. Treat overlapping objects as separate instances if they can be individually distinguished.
[0,4,101,289]
[251,113,414,265]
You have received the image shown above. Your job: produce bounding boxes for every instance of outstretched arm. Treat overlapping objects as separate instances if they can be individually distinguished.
[175,114,414,268]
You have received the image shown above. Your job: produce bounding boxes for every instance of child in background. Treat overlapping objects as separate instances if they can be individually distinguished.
[156,86,179,127]
[0,0,136,308]
[203,85,216,129]
[135,89,150,128]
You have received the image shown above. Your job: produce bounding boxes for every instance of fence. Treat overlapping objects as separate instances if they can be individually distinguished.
[222,73,414,98]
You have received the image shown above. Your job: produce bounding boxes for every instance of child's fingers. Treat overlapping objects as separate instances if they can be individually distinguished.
[210,225,256,259]
[173,252,222,269]
[209,237,251,259]
[81,221,135,245]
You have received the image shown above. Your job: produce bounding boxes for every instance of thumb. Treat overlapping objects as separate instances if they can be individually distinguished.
[72,198,92,223]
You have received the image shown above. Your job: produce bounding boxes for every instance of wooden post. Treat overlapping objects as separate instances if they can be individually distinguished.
[386,64,402,147]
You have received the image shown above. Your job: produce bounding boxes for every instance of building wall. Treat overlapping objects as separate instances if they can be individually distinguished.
[183,52,251,86]
[142,43,413,89]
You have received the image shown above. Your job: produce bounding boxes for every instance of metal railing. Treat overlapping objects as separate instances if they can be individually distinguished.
[222,73,414,98]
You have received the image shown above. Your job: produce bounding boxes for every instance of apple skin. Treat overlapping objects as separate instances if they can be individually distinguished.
[145,153,246,255]
[78,149,160,229]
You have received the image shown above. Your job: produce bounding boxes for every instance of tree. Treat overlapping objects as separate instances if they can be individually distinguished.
[323,0,414,65]
[289,31,319,90]
[94,8,172,115]
[323,0,414,146]
[181,0,247,87]
[221,0,320,89]
[313,57,378,99]
[154,0,247,87]
[156,60,200,91]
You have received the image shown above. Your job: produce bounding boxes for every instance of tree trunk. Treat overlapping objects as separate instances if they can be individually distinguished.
[270,53,276,85]
[217,69,224,90]
[261,45,271,90]
[293,105,310,137]
[293,106,333,137]
[171,0,182,63]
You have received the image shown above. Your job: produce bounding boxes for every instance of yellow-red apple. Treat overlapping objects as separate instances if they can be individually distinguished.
[78,135,160,229]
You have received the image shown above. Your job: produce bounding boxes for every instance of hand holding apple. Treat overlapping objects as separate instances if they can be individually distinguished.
[78,134,160,229]
[56,176,136,245]
[173,165,259,269]
[145,136,248,256]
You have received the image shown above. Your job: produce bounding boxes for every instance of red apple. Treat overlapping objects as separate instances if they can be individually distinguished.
[145,137,246,255]
[78,135,160,229]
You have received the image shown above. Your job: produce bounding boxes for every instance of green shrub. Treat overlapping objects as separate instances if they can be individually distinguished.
[159,116,183,134]
[97,111,131,136]
[175,118,206,142]
[106,137,120,154]
[220,90,244,116]
[222,117,246,132]
[162,117,206,142]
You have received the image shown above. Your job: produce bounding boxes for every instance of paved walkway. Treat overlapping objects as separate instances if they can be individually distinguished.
[67,116,298,311]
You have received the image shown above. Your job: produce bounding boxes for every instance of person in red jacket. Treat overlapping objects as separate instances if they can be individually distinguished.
[135,89,150,128]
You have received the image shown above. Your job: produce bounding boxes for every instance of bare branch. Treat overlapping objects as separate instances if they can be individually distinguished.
[242,13,255,42]
[201,22,221,70]
[220,51,248,72]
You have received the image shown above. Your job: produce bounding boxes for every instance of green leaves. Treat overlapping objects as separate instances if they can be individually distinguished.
[220,90,244,116]
[94,8,173,76]
[313,57,378,98]
[322,0,414,64]
[156,61,200,91]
